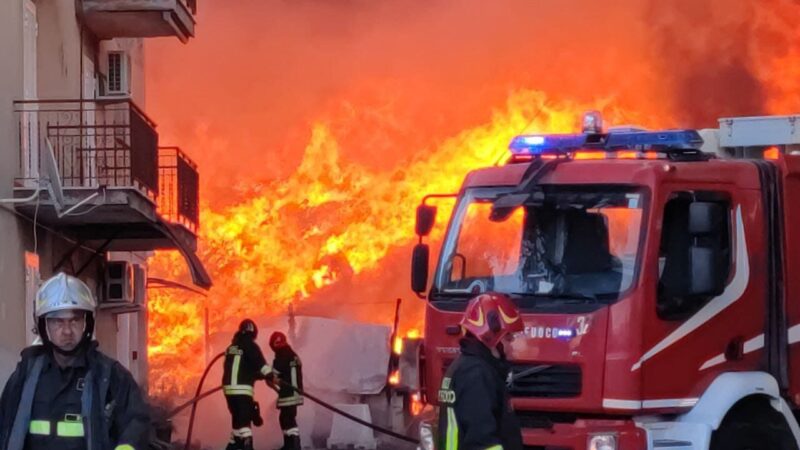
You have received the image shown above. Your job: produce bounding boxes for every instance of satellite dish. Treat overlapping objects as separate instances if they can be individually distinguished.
[0,138,102,213]
[42,138,65,212]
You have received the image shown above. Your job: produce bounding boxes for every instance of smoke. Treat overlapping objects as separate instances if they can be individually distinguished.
[144,0,800,401]
[146,0,661,205]
[646,0,761,126]
[147,0,800,199]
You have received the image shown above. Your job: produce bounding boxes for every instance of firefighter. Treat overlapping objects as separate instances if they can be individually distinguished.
[269,332,303,450]
[222,319,275,450]
[437,292,524,449]
[0,272,150,450]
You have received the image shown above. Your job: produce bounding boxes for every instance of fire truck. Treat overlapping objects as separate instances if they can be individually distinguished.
[410,112,800,450]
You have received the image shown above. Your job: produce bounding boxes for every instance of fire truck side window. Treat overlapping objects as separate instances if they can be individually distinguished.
[657,193,732,320]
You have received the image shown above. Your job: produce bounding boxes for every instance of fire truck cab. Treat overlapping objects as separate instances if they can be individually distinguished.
[411,113,800,450]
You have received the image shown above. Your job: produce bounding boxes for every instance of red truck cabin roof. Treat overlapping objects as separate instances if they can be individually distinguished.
[463,157,764,191]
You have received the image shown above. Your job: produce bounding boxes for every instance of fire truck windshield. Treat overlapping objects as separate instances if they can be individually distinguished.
[434,186,646,303]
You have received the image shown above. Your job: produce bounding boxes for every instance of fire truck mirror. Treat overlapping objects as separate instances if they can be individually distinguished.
[689,246,725,296]
[416,204,437,237]
[411,243,430,293]
[688,202,725,235]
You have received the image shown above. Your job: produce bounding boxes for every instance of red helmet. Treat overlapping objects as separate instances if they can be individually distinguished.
[269,331,288,351]
[460,292,524,349]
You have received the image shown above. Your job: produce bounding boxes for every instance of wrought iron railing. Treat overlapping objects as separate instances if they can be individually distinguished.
[14,99,201,232]
[14,99,159,198]
[158,147,199,232]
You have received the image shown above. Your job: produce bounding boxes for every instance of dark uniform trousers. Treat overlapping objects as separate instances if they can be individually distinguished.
[273,348,303,449]
[222,335,273,450]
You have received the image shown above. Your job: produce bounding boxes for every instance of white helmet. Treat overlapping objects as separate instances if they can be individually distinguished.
[35,273,97,320]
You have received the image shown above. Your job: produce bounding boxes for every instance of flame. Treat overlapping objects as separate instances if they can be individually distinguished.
[392,328,421,355]
[388,369,400,386]
[142,0,800,401]
[147,289,206,396]
[147,91,647,395]
[411,393,424,416]
[393,336,403,355]
[764,146,780,160]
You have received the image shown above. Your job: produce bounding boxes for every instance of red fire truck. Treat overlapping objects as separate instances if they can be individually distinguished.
[410,113,800,450]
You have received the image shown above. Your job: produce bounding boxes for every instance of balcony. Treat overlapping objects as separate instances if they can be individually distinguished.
[81,0,196,43]
[13,99,210,287]
[158,146,199,233]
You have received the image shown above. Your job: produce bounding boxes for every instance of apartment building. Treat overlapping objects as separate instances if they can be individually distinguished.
[0,0,209,391]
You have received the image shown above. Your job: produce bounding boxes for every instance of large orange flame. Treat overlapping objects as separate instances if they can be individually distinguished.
[144,0,800,398]
[147,91,652,395]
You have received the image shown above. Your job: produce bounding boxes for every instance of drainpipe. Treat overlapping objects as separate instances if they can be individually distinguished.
[78,19,85,183]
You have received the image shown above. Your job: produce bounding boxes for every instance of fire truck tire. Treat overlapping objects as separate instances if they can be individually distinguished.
[710,406,798,450]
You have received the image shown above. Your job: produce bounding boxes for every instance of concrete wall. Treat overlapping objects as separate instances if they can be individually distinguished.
[100,38,147,106]
[36,0,83,99]
[0,0,30,384]
[0,0,151,386]
[35,1,147,102]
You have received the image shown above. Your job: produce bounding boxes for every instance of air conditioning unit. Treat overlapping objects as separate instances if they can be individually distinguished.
[103,51,130,97]
[105,261,135,303]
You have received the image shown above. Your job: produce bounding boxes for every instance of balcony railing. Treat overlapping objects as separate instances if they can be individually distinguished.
[14,99,200,232]
[158,147,199,232]
[15,99,159,198]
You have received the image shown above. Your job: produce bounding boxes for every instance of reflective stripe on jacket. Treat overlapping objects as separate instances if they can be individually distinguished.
[273,347,303,408]
[0,343,151,450]
[223,333,273,397]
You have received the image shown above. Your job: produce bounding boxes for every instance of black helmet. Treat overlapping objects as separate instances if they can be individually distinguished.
[238,319,258,339]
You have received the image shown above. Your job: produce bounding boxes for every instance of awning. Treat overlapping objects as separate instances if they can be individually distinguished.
[153,219,212,289]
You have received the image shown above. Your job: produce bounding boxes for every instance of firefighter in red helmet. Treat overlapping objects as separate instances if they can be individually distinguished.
[437,292,524,449]
[269,331,303,450]
[222,319,274,450]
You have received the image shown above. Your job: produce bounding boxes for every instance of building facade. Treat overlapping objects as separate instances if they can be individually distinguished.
[0,0,208,391]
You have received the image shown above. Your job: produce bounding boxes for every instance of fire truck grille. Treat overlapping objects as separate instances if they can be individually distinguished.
[508,364,582,398]
[516,410,577,428]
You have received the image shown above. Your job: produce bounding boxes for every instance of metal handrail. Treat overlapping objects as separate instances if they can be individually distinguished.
[13,98,158,129]
[157,146,199,230]
[14,98,160,197]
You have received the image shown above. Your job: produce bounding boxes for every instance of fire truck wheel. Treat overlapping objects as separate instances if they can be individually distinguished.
[710,410,798,450]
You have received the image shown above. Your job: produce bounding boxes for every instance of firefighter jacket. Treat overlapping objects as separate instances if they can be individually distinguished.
[222,333,273,397]
[437,336,523,450]
[0,343,151,450]
[272,347,303,408]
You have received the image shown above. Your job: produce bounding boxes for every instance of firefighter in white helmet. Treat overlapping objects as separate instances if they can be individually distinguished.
[0,272,151,450]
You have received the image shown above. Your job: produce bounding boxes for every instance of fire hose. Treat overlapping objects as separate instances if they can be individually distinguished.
[169,353,420,448]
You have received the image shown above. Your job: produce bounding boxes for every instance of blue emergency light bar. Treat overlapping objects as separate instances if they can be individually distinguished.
[508,134,589,154]
[509,129,704,156]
